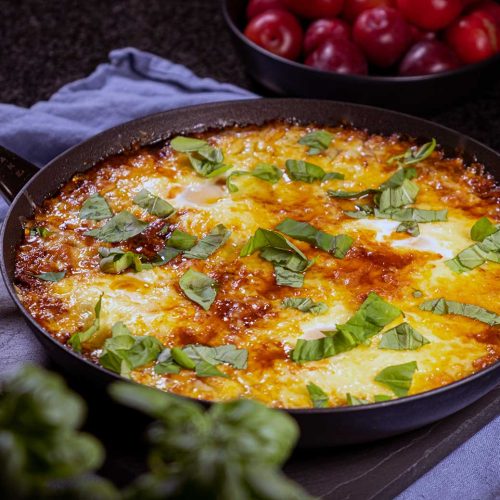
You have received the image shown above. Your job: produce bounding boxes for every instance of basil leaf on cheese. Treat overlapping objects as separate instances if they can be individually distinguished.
[241,228,307,259]
[378,178,419,212]
[170,136,208,152]
[151,247,182,266]
[227,163,283,193]
[374,394,392,402]
[379,167,418,189]
[470,217,497,242]
[179,268,218,310]
[195,360,228,378]
[133,189,175,218]
[167,229,198,250]
[344,205,374,219]
[374,361,418,397]
[291,337,337,363]
[154,348,182,374]
[183,224,231,259]
[388,139,436,166]
[328,188,380,199]
[307,383,329,408]
[99,247,143,274]
[281,297,328,315]
[171,347,196,369]
[68,295,102,353]
[29,226,50,238]
[85,211,148,242]
[346,394,369,406]
[285,160,343,183]
[298,130,333,155]
[183,344,248,369]
[275,218,353,258]
[379,323,430,350]
[412,289,423,298]
[79,193,113,221]
[34,271,66,282]
[374,207,448,222]
[419,298,500,326]
[274,267,305,288]
[396,221,420,237]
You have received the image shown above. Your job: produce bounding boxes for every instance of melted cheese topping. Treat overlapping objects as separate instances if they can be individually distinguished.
[14,123,500,408]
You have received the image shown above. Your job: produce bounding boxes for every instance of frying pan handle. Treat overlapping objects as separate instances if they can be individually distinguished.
[0,144,39,203]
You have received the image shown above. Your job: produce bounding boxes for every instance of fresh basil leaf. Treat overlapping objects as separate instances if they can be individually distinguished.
[179,268,218,310]
[98,247,143,274]
[379,322,430,350]
[154,348,182,374]
[374,361,418,397]
[419,298,500,326]
[336,292,401,344]
[34,271,66,282]
[328,188,380,199]
[150,247,182,266]
[182,344,248,369]
[379,167,418,189]
[378,179,420,211]
[79,193,113,221]
[241,228,307,259]
[344,204,374,219]
[85,211,148,242]
[111,321,133,337]
[346,393,369,406]
[396,221,420,237]
[170,136,208,152]
[374,394,392,402]
[281,297,328,315]
[194,360,228,377]
[68,295,102,352]
[412,289,423,298]
[183,224,231,259]
[275,218,353,258]
[306,383,329,408]
[166,229,197,250]
[298,130,333,155]
[171,347,196,369]
[374,207,448,222]
[291,337,337,363]
[285,159,343,183]
[470,217,497,242]
[188,155,232,178]
[29,226,50,238]
[274,266,304,288]
[227,163,283,193]
[388,139,436,166]
[133,189,175,218]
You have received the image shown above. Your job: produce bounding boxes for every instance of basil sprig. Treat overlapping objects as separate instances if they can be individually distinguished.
[388,139,436,166]
[183,224,231,259]
[298,130,333,155]
[155,344,248,378]
[133,189,175,218]
[34,271,66,282]
[99,322,163,377]
[179,268,218,310]
[275,218,353,258]
[226,163,283,193]
[29,226,50,238]
[241,228,313,288]
[68,295,103,353]
[285,159,344,183]
[291,292,401,362]
[281,297,328,315]
[85,211,148,242]
[306,383,329,408]
[79,193,113,221]
[419,298,500,326]
[379,322,430,350]
[170,136,231,178]
[374,361,418,397]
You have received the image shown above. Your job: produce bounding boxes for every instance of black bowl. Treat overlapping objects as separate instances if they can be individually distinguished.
[222,0,500,114]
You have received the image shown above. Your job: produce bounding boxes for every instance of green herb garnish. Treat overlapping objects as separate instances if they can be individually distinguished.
[379,322,430,350]
[374,361,418,397]
[396,221,420,237]
[285,159,343,183]
[419,298,500,326]
[29,226,50,238]
[79,193,113,221]
[85,211,148,242]
[68,295,103,352]
[179,268,218,310]
[298,130,333,155]
[34,271,66,282]
[346,393,369,406]
[388,139,436,166]
[98,247,143,274]
[133,189,175,218]
[307,383,329,408]
[374,207,448,222]
[281,297,328,315]
[183,224,231,259]
[226,163,283,193]
[470,217,498,242]
[166,229,198,250]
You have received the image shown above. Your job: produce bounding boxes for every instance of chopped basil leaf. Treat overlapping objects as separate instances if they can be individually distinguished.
[226,163,283,193]
[68,295,102,352]
[344,205,374,219]
[374,394,392,402]
[241,228,307,259]
[133,189,175,218]
[388,139,436,166]
[419,298,500,326]
[183,344,248,369]
[154,348,182,374]
[378,178,419,211]
[285,159,343,183]
[29,226,50,238]
[412,289,423,298]
[346,394,369,406]
[396,221,420,237]
[151,247,182,266]
[98,247,143,274]
[179,268,218,310]
[470,217,497,242]
[275,218,353,258]
[171,347,196,369]
[374,361,418,397]
[291,337,337,363]
[34,271,66,282]
[170,136,208,152]
[328,188,380,199]
[274,266,304,288]
[379,167,418,189]
[374,207,448,222]
[307,383,329,408]
[379,322,430,350]
[166,229,197,250]
[183,224,231,259]
[85,211,148,242]
[281,297,328,315]
[298,130,333,155]
[195,360,228,378]
[79,193,113,221]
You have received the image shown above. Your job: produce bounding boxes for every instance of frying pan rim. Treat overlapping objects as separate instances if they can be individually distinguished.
[1,97,499,415]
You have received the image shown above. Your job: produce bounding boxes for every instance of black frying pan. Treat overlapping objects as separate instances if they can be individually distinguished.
[1,99,499,447]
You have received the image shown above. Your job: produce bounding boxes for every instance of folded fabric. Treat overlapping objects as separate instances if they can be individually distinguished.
[0,47,497,500]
